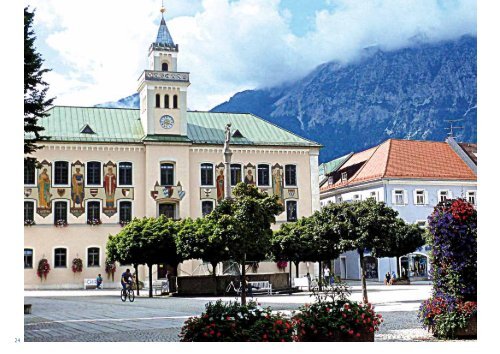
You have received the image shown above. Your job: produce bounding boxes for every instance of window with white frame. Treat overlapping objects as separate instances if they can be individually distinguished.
[369,191,378,201]
[394,190,405,205]
[285,165,297,186]
[160,163,175,186]
[230,164,242,186]
[353,194,361,201]
[24,201,34,222]
[119,201,132,223]
[54,201,68,224]
[286,200,298,222]
[341,172,347,182]
[415,190,426,205]
[200,163,214,186]
[337,196,343,203]
[54,248,67,268]
[87,201,101,222]
[24,249,33,269]
[467,191,476,205]
[257,164,270,186]
[86,161,101,186]
[118,162,133,186]
[24,162,35,185]
[87,247,100,267]
[439,190,450,203]
[201,200,215,216]
[54,161,69,185]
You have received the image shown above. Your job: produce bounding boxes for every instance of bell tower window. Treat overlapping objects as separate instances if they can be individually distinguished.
[162,62,168,71]
[173,95,178,109]
[155,94,161,108]
[164,95,169,108]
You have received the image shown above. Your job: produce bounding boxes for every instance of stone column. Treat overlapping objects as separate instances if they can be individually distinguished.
[224,148,232,199]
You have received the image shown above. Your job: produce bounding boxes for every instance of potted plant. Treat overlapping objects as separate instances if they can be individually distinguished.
[276,260,288,271]
[37,258,51,280]
[293,283,382,342]
[87,218,102,226]
[180,300,294,342]
[54,219,68,227]
[105,260,116,280]
[71,258,83,273]
[24,219,36,226]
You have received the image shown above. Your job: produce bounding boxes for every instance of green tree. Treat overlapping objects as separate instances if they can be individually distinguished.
[340,199,408,303]
[376,219,426,277]
[176,217,230,294]
[24,7,53,164]
[107,216,181,297]
[209,183,282,304]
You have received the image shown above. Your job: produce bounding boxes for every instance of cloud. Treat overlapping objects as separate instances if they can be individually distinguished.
[28,0,476,110]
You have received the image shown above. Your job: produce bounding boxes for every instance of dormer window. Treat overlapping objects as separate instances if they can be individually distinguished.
[232,129,244,138]
[341,172,347,182]
[161,62,168,71]
[80,124,95,134]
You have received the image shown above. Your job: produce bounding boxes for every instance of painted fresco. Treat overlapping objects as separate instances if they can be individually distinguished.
[284,188,299,199]
[272,163,284,206]
[103,161,117,217]
[36,160,52,217]
[244,163,256,185]
[216,163,225,202]
[70,161,85,217]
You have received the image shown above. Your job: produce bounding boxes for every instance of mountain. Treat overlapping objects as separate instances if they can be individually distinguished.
[211,36,477,163]
[95,93,139,109]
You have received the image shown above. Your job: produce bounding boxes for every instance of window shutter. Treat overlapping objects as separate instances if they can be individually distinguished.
[413,190,418,205]
[391,190,397,204]
[403,190,409,205]
[424,191,429,205]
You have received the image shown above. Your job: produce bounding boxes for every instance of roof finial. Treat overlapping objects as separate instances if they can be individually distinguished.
[160,0,166,17]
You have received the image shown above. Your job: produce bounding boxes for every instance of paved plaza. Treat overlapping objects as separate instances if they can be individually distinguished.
[24,282,436,342]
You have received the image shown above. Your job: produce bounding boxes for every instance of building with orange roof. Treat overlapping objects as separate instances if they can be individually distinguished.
[320,138,477,282]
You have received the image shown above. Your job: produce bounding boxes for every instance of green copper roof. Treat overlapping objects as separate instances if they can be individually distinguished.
[319,153,353,176]
[37,106,321,148]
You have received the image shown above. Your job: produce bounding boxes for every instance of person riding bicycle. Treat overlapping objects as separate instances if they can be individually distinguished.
[121,269,133,291]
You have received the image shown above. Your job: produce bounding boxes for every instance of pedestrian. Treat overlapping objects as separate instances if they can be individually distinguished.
[96,273,103,289]
[244,276,254,299]
[324,266,330,285]
[384,272,391,285]
[391,271,397,285]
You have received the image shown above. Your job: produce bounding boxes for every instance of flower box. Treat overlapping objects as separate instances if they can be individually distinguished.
[455,314,477,338]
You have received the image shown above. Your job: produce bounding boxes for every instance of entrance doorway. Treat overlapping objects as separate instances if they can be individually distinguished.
[159,203,176,219]
[364,256,378,279]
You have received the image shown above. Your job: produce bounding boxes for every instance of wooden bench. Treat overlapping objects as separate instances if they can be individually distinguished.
[84,278,99,289]
[248,281,272,295]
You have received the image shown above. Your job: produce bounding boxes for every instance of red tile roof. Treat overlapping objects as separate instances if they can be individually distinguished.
[321,139,477,192]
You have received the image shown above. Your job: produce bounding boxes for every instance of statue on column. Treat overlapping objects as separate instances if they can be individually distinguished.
[223,123,232,154]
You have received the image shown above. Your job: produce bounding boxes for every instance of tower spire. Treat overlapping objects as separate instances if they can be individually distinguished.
[153,0,176,49]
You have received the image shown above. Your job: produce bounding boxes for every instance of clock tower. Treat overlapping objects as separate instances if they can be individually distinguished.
[137,6,190,137]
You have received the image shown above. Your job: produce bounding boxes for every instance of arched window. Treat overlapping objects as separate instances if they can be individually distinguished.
[173,95,178,109]
[200,163,214,186]
[155,94,161,108]
[162,62,168,71]
[164,94,169,108]
[160,163,175,186]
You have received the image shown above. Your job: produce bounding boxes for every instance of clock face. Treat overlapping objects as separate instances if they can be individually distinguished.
[159,115,174,129]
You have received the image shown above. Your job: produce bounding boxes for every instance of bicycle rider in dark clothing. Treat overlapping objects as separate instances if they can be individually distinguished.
[121,269,133,290]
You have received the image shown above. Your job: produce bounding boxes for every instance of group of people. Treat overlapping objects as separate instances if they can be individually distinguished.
[384,271,397,285]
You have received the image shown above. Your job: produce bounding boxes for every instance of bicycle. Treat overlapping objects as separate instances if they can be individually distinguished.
[121,283,135,302]
[225,280,242,299]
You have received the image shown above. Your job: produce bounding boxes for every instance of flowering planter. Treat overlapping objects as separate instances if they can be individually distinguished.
[302,331,374,342]
[455,314,477,338]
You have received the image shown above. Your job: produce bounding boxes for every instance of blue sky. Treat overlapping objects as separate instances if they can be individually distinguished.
[26,0,476,109]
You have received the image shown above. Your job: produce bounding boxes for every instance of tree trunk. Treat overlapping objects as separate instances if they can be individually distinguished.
[134,263,140,296]
[396,257,401,278]
[318,260,323,291]
[294,261,299,278]
[148,263,153,298]
[359,249,368,303]
[211,261,218,295]
[241,254,247,305]
[288,261,292,288]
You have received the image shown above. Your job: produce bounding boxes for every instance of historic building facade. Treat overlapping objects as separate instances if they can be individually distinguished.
[319,138,477,282]
[24,12,321,289]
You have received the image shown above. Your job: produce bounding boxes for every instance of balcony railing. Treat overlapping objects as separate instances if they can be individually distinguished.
[142,70,189,83]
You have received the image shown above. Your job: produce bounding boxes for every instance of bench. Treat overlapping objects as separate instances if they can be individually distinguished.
[248,281,272,295]
[152,280,169,295]
[293,277,310,290]
[84,278,101,289]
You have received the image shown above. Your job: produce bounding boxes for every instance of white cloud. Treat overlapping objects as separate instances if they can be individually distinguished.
[27,0,476,110]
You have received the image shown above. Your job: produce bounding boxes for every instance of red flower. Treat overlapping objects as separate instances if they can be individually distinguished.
[209,330,214,335]
[348,330,354,335]
[356,333,361,337]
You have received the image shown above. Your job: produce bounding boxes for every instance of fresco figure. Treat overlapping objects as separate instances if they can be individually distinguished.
[71,167,85,208]
[272,167,284,205]
[38,168,51,208]
[216,169,224,201]
[104,167,117,208]
[244,169,255,185]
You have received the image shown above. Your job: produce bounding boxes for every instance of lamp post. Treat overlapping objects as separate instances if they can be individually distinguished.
[223,123,232,200]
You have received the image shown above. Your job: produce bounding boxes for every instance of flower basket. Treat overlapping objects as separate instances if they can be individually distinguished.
[276,261,288,270]
[455,314,477,338]
[87,218,102,226]
[37,258,50,280]
[54,219,68,227]
[71,258,83,273]
[119,220,130,227]
[105,260,116,280]
[24,219,35,226]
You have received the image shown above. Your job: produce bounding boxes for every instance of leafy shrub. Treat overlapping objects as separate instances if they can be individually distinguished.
[293,283,382,341]
[179,300,294,342]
